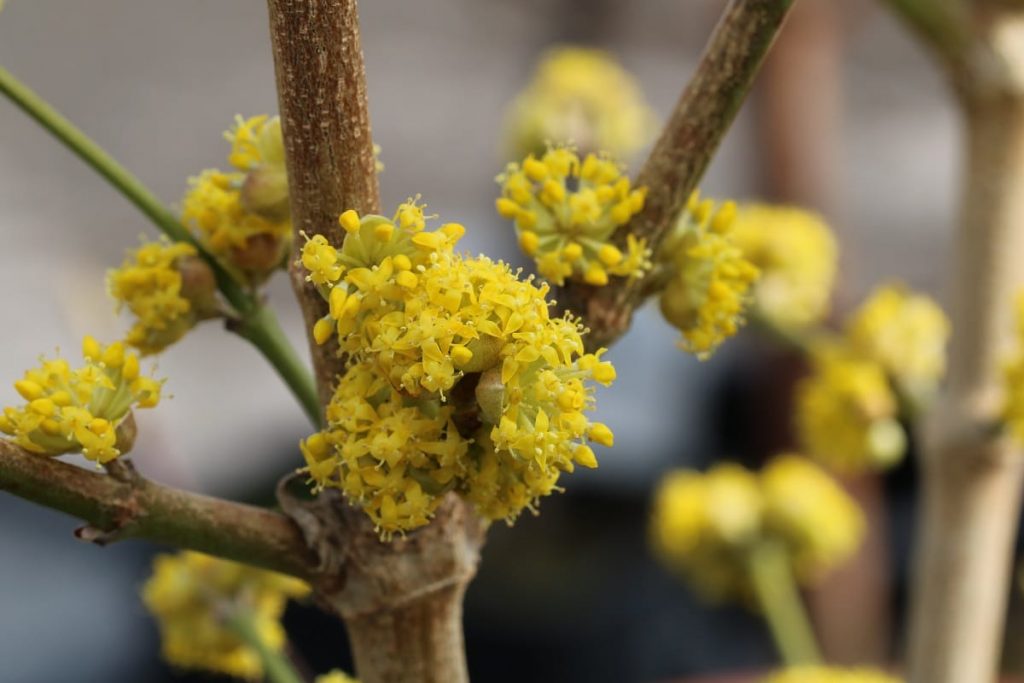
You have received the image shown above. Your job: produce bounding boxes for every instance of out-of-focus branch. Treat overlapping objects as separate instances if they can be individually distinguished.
[883,0,969,68]
[266,0,381,408]
[0,440,316,579]
[892,3,1024,682]
[558,0,795,350]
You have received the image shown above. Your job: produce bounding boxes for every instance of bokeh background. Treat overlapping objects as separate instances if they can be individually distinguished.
[0,1,1007,681]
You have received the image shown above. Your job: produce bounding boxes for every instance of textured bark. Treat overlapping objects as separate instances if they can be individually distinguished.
[899,4,1024,681]
[0,440,316,578]
[266,0,381,407]
[264,3,483,682]
[557,0,795,350]
[300,491,484,683]
[276,478,484,683]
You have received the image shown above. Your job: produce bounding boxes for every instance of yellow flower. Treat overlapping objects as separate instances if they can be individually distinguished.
[649,463,762,600]
[107,238,218,354]
[658,192,761,358]
[845,283,950,400]
[762,666,902,683]
[180,115,294,286]
[226,114,285,173]
[761,455,865,581]
[503,46,657,160]
[496,146,649,286]
[730,204,837,329]
[141,551,309,679]
[0,336,162,463]
[316,671,360,683]
[300,202,616,534]
[795,341,906,474]
[1003,294,1024,443]
[226,115,291,222]
[181,169,291,286]
[302,361,468,538]
[650,455,864,600]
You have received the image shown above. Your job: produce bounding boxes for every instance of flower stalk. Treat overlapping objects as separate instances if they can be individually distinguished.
[748,541,823,667]
[223,608,306,683]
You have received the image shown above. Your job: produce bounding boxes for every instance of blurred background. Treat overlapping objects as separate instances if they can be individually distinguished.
[0,0,1011,681]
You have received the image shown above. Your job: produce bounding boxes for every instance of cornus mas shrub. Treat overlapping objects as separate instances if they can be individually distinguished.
[4,2,1024,683]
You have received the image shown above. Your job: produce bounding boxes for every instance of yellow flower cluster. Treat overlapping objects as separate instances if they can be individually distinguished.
[761,455,865,582]
[0,337,162,463]
[846,283,950,399]
[300,202,616,536]
[503,46,657,161]
[650,455,863,600]
[302,361,468,532]
[496,146,649,286]
[658,192,761,358]
[316,671,359,683]
[795,342,906,474]
[181,115,291,285]
[730,204,837,329]
[107,239,218,354]
[649,463,761,599]
[762,666,901,683]
[142,551,309,679]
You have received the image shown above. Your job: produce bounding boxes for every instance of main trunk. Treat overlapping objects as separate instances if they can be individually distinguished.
[907,77,1024,683]
[346,584,470,683]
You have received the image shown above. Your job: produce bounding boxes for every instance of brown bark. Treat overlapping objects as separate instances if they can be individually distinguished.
[264,3,483,682]
[557,0,795,350]
[345,584,470,683]
[266,0,381,407]
[0,440,316,578]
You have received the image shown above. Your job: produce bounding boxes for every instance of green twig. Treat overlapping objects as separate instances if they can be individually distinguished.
[235,305,322,427]
[747,541,823,666]
[0,65,320,426]
[224,607,307,683]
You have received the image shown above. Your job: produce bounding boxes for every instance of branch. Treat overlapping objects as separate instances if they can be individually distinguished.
[0,440,317,579]
[266,0,381,406]
[0,65,321,427]
[882,0,970,69]
[558,0,796,350]
[898,4,1024,683]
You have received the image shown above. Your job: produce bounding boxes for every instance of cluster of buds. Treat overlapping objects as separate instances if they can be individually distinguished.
[181,115,292,286]
[0,337,162,463]
[729,204,838,330]
[796,284,949,474]
[503,46,657,161]
[107,239,219,355]
[496,146,649,287]
[299,200,616,536]
[142,551,309,679]
[655,192,761,358]
[649,455,864,601]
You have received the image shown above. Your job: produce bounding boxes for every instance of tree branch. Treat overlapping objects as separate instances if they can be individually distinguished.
[266,0,381,407]
[0,440,317,579]
[882,0,970,69]
[895,3,1024,682]
[557,0,796,350]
